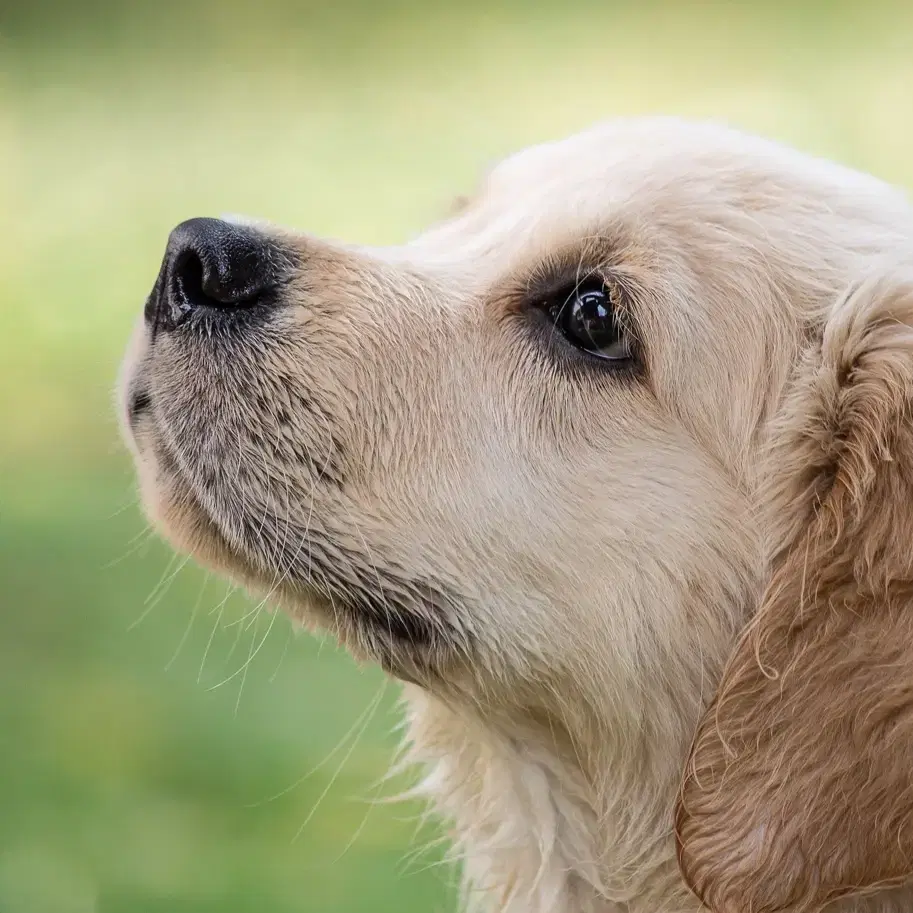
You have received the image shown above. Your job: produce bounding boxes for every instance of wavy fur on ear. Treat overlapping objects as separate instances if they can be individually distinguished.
[676,269,913,913]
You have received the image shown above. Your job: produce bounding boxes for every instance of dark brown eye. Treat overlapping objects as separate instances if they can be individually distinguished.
[548,281,631,361]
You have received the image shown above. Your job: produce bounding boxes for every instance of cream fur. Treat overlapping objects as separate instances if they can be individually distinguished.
[119,117,913,913]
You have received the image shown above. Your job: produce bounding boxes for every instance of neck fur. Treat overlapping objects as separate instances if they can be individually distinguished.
[400,684,699,913]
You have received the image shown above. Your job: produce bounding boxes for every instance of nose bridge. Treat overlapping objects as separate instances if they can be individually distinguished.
[390,210,542,305]
[367,238,489,312]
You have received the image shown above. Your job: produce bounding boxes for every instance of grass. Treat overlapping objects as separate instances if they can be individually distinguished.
[3,1,913,910]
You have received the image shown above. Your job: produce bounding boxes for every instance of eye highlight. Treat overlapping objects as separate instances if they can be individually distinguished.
[541,279,632,362]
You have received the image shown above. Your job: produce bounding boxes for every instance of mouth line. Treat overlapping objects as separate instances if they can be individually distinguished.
[127,390,152,426]
[329,573,466,650]
[208,521,473,672]
[202,497,471,655]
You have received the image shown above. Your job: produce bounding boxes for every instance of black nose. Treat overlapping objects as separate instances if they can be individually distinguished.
[144,217,283,331]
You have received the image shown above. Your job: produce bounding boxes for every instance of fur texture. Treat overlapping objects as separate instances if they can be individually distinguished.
[118,117,913,912]
[677,270,913,913]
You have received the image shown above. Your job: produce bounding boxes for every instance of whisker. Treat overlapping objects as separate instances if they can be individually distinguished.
[267,625,295,684]
[223,600,252,664]
[197,581,235,684]
[291,683,387,843]
[128,552,191,630]
[325,682,396,864]
[104,485,141,521]
[223,600,263,629]
[102,523,156,570]
[165,571,209,671]
[207,601,280,691]
[248,679,388,808]
[233,611,261,717]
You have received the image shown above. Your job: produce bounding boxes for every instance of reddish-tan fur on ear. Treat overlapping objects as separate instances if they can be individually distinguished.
[676,270,913,913]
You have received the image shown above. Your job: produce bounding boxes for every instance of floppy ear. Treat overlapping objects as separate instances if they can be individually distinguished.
[676,269,913,913]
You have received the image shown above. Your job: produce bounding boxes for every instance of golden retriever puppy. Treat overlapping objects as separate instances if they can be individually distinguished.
[118,117,913,913]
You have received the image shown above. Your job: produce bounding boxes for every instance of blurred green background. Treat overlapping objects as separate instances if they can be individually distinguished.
[3,1,913,911]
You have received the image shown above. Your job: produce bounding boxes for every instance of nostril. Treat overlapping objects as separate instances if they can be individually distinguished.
[171,248,209,310]
[147,217,287,331]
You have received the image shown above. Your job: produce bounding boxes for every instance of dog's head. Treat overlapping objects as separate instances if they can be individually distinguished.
[120,117,913,911]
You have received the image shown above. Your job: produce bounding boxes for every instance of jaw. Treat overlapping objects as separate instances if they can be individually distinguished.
[124,437,473,691]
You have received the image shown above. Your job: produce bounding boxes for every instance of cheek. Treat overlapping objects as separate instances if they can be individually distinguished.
[449,422,756,658]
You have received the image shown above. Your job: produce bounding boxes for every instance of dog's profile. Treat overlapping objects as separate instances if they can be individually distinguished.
[119,117,913,913]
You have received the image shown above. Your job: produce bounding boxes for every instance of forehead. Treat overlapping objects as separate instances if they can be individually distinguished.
[403,116,893,270]
[403,118,800,271]
[484,116,881,207]
[485,118,700,202]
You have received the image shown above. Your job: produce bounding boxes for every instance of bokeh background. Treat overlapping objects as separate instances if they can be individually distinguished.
[3,1,913,911]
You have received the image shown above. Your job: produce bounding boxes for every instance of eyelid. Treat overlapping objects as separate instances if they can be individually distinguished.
[526,268,605,306]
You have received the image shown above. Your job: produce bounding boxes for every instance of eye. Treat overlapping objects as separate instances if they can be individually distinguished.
[545,280,632,361]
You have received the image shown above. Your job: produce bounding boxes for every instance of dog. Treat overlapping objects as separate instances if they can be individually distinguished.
[119,116,913,913]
